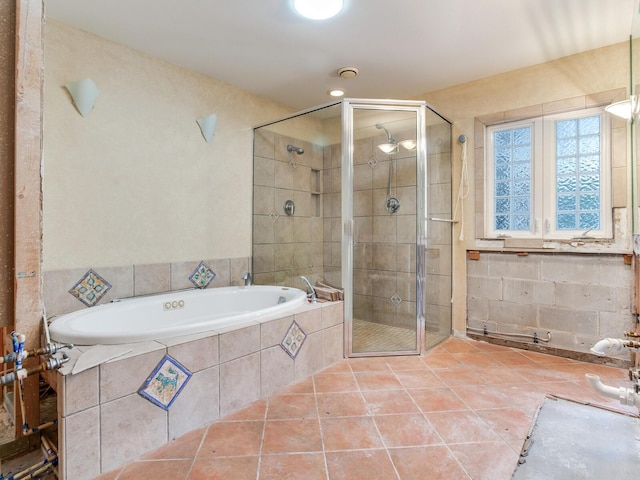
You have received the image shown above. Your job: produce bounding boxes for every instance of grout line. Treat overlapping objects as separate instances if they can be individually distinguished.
[184,424,210,479]
[311,371,331,480]
[381,355,481,479]
[255,395,269,480]
[350,357,402,480]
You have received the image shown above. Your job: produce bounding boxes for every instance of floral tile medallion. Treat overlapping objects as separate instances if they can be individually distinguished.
[139,355,192,410]
[189,261,216,288]
[280,320,307,359]
[68,269,112,307]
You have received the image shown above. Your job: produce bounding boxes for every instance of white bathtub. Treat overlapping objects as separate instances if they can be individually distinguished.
[49,285,308,345]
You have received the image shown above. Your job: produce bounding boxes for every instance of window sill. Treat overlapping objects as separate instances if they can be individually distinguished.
[474,237,630,255]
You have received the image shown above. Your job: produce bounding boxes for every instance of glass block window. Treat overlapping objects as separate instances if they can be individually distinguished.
[493,126,532,232]
[555,115,601,231]
[485,107,610,240]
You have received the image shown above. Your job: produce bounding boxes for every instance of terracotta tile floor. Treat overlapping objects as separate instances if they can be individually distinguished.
[98,337,636,480]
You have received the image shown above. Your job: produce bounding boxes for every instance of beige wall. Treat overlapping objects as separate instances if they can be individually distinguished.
[43,20,309,271]
[44,19,635,344]
[417,41,634,335]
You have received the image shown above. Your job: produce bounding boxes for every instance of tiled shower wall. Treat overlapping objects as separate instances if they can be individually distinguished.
[467,252,635,357]
[327,128,420,329]
[253,130,326,289]
[253,124,452,333]
[322,125,452,330]
[43,256,249,317]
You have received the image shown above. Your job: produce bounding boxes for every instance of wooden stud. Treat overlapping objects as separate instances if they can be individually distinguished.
[13,0,44,438]
[467,250,480,261]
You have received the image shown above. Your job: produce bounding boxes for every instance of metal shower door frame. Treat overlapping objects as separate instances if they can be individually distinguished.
[341,99,427,358]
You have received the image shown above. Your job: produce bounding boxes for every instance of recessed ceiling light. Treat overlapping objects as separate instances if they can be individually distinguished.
[293,0,344,20]
[328,89,345,97]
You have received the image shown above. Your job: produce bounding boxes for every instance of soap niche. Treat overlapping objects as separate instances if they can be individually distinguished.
[311,168,321,217]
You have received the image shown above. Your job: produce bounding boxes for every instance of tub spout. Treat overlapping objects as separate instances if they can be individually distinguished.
[585,373,640,411]
[590,338,640,356]
[300,276,317,303]
[241,272,252,286]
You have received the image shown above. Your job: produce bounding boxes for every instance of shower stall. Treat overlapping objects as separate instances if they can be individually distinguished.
[252,99,452,356]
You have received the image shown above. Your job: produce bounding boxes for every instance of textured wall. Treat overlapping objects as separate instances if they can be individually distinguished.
[0,1,15,328]
[43,20,306,271]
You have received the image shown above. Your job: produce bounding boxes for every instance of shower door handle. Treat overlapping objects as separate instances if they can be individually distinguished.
[428,217,458,223]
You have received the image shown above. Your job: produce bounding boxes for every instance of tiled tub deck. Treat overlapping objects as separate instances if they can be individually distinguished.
[56,301,344,480]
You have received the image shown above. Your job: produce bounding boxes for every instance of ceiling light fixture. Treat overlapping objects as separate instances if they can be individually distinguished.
[328,89,345,97]
[399,139,417,150]
[293,0,344,20]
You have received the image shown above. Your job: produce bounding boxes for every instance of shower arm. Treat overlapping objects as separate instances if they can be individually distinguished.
[386,158,393,200]
[376,124,394,145]
[375,124,395,200]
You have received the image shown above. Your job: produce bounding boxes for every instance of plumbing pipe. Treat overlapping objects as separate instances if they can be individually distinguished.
[24,419,58,436]
[10,332,25,370]
[590,338,640,356]
[0,355,70,386]
[467,326,552,343]
[0,342,73,364]
[585,373,640,409]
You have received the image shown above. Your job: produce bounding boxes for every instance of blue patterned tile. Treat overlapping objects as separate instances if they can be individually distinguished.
[280,320,307,359]
[138,355,192,410]
[189,261,216,288]
[68,269,112,307]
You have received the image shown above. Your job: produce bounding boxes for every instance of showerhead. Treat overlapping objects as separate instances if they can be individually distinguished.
[287,144,304,155]
[375,124,397,153]
[375,123,393,143]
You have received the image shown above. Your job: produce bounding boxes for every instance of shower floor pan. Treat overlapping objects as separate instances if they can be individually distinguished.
[512,396,640,479]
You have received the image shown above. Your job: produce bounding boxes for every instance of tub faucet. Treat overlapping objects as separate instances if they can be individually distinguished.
[241,272,252,286]
[300,276,317,303]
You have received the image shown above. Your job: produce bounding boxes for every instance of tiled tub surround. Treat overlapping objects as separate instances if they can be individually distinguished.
[467,252,635,359]
[43,256,250,317]
[56,301,344,480]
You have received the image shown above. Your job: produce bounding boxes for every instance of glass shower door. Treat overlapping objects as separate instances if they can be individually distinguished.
[343,101,426,356]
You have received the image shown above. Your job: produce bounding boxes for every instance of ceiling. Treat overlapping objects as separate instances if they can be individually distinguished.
[46,0,636,111]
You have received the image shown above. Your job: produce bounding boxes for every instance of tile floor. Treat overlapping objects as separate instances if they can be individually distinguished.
[97,337,637,480]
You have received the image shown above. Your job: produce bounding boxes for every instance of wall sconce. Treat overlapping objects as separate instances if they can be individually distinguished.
[197,114,218,143]
[605,36,639,123]
[64,78,99,117]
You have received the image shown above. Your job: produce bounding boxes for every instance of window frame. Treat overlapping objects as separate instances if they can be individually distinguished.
[484,106,611,240]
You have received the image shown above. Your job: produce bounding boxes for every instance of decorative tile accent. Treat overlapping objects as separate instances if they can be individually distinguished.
[189,261,216,288]
[289,159,299,168]
[390,293,403,305]
[68,269,112,307]
[368,157,379,168]
[280,320,307,359]
[138,355,192,410]
[269,211,280,222]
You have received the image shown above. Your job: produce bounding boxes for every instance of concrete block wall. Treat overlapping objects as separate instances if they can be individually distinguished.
[467,252,635,357]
